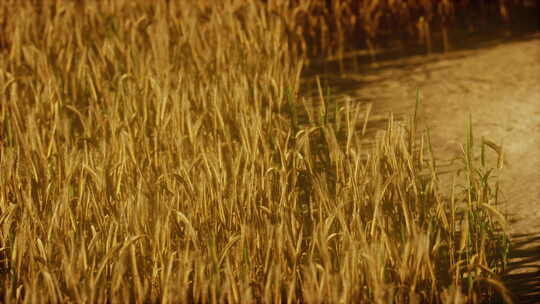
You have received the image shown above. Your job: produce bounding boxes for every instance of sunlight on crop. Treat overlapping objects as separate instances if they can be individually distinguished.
[0,0,519,303]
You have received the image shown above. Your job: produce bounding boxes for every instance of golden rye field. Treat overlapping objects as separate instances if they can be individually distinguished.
[0,0,520,303]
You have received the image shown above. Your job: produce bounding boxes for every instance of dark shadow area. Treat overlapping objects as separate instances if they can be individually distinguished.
[303,4,538,78]
[503,233,540,303]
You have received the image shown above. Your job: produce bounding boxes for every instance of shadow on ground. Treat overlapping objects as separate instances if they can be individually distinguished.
[504,234,540,303]
[303,5,538,82]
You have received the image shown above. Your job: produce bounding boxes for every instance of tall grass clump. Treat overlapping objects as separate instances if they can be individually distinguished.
[0,0,511,303]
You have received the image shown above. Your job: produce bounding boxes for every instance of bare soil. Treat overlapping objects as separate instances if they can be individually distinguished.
[302,30,540,302]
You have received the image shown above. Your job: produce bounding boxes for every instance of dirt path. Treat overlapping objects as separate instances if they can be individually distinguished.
[302,31,540,302]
